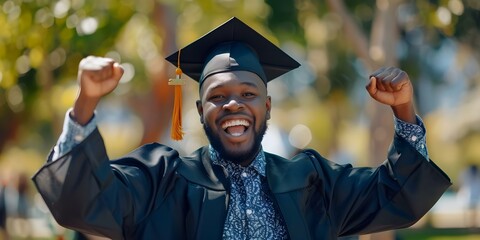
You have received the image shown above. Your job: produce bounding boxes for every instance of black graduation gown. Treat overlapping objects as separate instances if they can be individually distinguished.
[33,128,451,239]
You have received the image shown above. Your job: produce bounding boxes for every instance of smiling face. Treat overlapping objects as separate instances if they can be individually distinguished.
[196,71,271,166]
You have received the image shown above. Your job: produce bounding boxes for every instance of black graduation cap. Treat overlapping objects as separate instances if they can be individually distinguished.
[165,17,300,86]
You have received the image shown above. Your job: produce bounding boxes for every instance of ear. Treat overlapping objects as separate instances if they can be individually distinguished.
[266,96,272,120]
[196,100,204,123]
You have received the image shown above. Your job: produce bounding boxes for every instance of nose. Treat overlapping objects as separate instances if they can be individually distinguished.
[223,99,243,111]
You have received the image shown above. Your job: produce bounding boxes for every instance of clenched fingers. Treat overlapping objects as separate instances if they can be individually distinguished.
[369,67,409,93]
[79,56,116,82]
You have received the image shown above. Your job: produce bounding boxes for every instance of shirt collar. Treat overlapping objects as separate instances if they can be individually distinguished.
[209,145,266,177]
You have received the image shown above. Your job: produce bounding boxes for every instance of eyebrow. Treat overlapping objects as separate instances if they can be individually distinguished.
[239,81,259,88]
[209,81,260,91]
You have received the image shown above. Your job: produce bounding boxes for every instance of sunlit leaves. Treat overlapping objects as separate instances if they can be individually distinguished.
[0,0,138,161]
[6,84,24,112]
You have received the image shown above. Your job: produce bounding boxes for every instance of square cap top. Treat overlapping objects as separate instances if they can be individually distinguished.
[165,17,300,86]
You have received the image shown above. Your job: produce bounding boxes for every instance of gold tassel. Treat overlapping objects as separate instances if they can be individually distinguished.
[169,52,185,140]
[171,84,184,140]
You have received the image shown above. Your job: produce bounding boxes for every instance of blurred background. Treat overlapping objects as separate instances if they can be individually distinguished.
[0,0,479,239]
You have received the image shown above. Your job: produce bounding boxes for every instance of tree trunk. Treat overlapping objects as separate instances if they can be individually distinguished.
[366,1,399,239]
[130,3,177,145]
[327,0,400,239]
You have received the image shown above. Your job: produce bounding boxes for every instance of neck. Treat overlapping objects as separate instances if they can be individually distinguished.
[226,158,253,167]
[237,148,261,167]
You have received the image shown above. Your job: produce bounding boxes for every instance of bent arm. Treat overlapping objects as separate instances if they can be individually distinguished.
[35,129,129,239]
[34,129,181,239]
[313,134,451,236]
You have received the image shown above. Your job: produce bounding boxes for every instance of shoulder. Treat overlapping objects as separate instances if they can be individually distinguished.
[108,143,186,180]
[265,150,353,193]
[265,150,320,172]
[108,144,214,192]
[176,146,227,191]
[111,143,212,176]
[265,149,346,173]
[265,151,322,193]
[112,143,181,166]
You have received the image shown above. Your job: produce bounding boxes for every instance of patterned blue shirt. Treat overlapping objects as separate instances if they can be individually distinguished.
[53,109,429,239]
[395,115,429,159]
[209,147,288,240]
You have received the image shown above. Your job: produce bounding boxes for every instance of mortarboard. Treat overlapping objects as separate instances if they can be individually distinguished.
[165,17,300,140]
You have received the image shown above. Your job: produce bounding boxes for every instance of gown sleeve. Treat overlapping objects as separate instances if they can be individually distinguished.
[306,133,451,237]
[32,128,181,239]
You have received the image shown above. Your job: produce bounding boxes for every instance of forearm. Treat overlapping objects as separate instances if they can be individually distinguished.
[391,101,416,124]
[53,83,102,160]
[72,92,100,125]
[35,129,126,239]
[52,109,97,161]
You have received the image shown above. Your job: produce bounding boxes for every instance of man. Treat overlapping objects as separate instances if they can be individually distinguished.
[33,17,451,239]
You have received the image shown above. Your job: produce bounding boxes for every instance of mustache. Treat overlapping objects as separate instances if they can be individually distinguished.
[215,113,252,125]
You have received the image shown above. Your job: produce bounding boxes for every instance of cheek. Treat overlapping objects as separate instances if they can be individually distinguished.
[257,100,270,119]
[202,105,218,125]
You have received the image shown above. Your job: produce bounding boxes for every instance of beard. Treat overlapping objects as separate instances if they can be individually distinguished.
[203,119,268,165]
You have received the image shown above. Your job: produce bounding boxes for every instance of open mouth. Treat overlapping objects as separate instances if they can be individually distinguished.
[221,119,251,137]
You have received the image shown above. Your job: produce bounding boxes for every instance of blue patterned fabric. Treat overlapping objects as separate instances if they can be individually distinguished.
[52,109,97,160]
[394,115,429,160]
[209,147,288,240]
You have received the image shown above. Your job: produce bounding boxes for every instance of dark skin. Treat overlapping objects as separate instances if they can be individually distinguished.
[367,67,417,124]
[71,56,123,125]
[196,71,271,166]
[71,57,417,166]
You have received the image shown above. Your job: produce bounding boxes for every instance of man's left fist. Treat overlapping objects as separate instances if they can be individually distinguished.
[366,67,413,107]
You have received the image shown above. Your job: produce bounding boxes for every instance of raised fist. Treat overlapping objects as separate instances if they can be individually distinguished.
[77,56,124,99]
[71,56,124,125]
[366,67,413,107]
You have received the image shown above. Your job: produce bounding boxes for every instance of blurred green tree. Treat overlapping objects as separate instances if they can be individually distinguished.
[0,0,479,200]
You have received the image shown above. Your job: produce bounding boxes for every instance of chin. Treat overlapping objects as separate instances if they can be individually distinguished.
[222,145,259,164]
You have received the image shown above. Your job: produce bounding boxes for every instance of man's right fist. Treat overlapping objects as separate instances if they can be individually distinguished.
[77,56,124,99]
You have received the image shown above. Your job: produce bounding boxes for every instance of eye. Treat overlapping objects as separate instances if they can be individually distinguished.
[209,95,225,101]
[242,92,256,98]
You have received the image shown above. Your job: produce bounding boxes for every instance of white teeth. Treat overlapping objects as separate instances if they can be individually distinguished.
[222,119,250,130]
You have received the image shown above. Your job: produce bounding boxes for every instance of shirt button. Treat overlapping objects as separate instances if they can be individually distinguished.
[246,209,253,215]
[411,136,418,142]
[241,172,248,178]
[74,135,84,142]
[421,144,425,149]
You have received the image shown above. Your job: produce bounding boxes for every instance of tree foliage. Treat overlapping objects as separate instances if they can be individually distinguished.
[1,0,479,180]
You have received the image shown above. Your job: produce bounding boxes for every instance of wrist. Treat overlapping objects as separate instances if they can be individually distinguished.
[72,92,100,125]
[391,101,416,124]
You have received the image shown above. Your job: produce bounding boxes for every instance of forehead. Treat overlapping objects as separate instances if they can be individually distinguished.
[199,71,267,95]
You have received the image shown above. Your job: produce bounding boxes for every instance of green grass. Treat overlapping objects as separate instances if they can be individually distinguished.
[396,227,480,240]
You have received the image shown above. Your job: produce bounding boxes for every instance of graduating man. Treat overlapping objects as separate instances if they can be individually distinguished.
[33,17,451,239]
